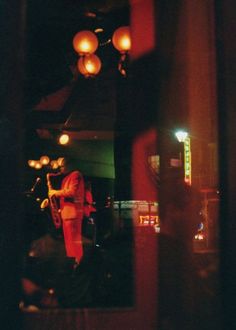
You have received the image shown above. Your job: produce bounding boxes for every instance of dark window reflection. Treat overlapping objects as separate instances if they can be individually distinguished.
[20,179,134,310]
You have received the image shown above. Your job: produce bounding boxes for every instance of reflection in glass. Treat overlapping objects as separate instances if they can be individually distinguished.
[20,176,135,310]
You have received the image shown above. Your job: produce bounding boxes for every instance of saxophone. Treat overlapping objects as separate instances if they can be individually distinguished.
[40,173,62,229]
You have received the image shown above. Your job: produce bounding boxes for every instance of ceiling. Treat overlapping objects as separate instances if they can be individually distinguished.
[24,0,130,153]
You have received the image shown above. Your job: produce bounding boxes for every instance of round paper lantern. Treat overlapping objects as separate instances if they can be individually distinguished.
[73,30,98,55]
[77,54,102,77]
[112,26,131,53]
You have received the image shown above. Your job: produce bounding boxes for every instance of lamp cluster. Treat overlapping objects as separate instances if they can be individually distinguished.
[28,156,64,170]
[72,26,131,77]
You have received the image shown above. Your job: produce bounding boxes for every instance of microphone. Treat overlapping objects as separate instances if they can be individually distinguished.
[30,177,41,193]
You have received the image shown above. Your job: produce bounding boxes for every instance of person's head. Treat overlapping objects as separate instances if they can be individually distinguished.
[59,156,77,174]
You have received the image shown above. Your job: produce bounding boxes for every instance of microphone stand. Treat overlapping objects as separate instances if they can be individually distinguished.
[23,177,41,198]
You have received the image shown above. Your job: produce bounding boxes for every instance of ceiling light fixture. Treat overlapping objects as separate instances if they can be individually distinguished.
[40,155,50,165]
[58,133,70,145]
[72,26,131,77]
[27,156,65,170]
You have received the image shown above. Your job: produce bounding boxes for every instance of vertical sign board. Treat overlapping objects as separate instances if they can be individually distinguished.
[184,137,191,185]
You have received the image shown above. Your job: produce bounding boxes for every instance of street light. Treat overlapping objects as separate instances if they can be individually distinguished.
[175,130,192,185]
[175,130,188,142]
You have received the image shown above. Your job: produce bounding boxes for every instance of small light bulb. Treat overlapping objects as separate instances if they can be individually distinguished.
[28,160,36,167]
[40,155,50,165]
[59,134,70,145]
[34,161,42,169]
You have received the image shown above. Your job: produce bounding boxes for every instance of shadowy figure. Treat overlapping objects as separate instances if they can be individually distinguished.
[158,170,202,329]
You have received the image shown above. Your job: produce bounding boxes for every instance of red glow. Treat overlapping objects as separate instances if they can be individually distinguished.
[130,0,156,60]
[132,127,158,201]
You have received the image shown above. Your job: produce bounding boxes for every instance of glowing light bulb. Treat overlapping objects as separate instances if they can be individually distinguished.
[40,155,50,165]
[28,160,36,167]
[73,30,98,55]
[34,161,42,169]
[112,26,131,53]
[59,134,70,145]
[175,130,188,142]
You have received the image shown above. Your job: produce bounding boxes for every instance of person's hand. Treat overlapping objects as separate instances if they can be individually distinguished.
[48,189,58,198]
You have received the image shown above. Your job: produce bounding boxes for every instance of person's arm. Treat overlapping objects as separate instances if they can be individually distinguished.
[48,171,81,198]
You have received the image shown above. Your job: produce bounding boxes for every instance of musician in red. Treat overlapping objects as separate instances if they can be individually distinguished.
[48,157,85,265]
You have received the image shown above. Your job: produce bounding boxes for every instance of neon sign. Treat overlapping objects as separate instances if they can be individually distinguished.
[184,137,191,185]
[139,215,159,225]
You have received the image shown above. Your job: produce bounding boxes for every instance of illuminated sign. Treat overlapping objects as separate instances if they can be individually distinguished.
[184,137,191,185]
[139,215,159,226]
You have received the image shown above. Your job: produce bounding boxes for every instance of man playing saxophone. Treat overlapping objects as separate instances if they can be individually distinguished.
[47,156,85,266]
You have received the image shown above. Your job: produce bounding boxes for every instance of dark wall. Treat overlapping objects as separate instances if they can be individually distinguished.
[0,0,26,329]
[215,0,236,327]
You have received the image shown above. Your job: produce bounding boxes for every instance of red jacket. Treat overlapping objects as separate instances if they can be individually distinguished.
[59,170,84,221]
[58,170,85,260]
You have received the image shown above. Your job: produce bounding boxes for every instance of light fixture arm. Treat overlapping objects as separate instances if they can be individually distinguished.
[118,52,129,77]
